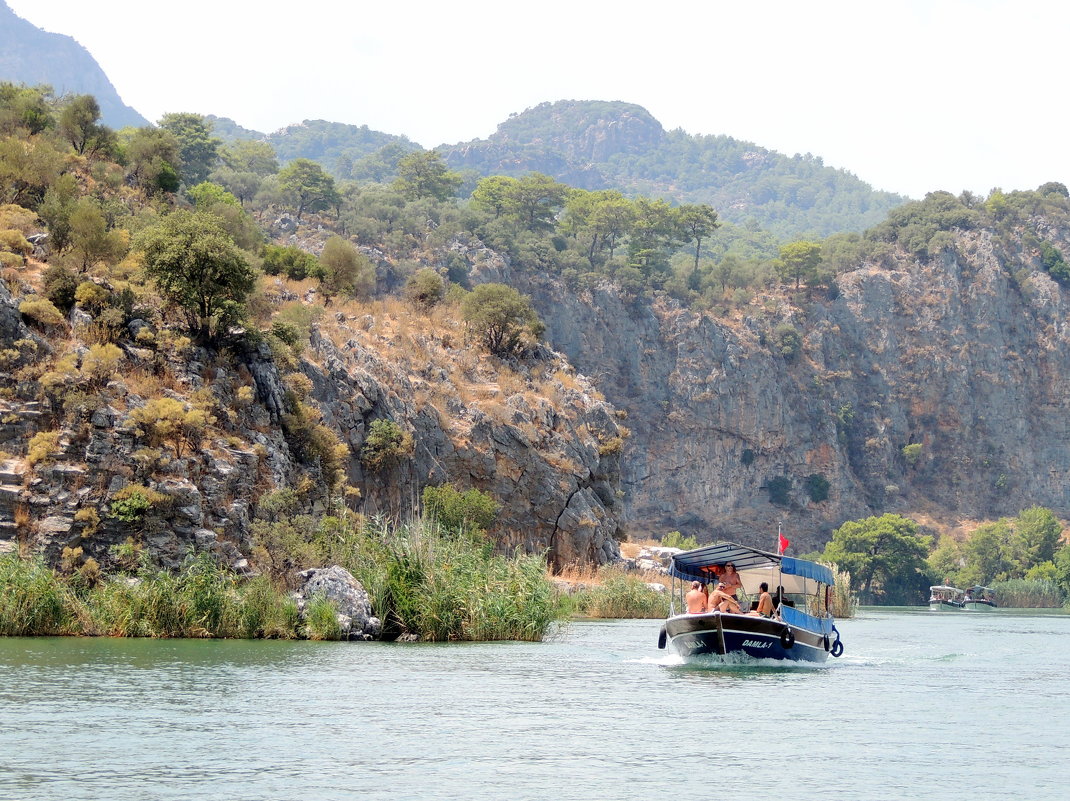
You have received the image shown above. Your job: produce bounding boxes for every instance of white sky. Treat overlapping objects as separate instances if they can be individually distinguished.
[8,0,1068,199]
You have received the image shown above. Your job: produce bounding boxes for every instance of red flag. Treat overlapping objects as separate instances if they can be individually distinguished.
[777,533,790,555]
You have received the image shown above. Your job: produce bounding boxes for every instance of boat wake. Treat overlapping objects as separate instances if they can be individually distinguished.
[632,652,834,670]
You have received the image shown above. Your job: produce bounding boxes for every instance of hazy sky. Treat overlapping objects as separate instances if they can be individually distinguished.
[8,0,1068,199]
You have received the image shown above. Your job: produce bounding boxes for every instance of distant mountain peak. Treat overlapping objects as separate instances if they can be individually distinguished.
[0,0,149,129]
[492,99,665,162]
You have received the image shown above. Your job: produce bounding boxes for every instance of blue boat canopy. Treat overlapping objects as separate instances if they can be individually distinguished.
[669,542,834,595]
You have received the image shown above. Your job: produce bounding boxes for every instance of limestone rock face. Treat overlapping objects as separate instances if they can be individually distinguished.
[294,566,381,640]
[515,228,1070,552]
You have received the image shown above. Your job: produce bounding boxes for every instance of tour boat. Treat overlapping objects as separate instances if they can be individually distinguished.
[928,585,965,611]
[961,585,997,611]
[656,542,844,663]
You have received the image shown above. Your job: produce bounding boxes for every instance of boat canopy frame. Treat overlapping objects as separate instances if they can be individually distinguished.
[669,542,835,597]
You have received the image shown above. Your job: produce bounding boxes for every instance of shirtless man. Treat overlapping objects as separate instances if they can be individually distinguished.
[747,582,775,617]
[685,581,707,614]
[709,582,741,614]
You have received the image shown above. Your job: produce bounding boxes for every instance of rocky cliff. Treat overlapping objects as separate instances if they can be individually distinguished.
[0,275,625,570]
[476,225,1070,553]
[0,1,149,128]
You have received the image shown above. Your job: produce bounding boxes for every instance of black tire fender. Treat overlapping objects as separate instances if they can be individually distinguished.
[823,634,831,651]
[780,627,795,649]
[657,625,667,650]
[830,639,844,658]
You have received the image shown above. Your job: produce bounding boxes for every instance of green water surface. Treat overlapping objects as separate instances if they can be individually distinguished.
[1,608,1067,800]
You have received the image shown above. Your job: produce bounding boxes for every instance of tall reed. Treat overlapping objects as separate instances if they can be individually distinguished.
[0,555,76,636]
[828,566,858,618]
[574,568,670,619]
[991,579,1064,608]
[1,517,566,642]
[331,517,565,642]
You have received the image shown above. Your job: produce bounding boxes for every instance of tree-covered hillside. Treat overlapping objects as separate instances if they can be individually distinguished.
[207,100,905,246]
[440,100,908,241]
[208,116,421,184]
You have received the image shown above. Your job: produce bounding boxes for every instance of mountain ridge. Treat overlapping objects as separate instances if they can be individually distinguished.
[0,1,148,129]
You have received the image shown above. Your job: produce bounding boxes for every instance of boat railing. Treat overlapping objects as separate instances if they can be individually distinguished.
[780,604,834,635]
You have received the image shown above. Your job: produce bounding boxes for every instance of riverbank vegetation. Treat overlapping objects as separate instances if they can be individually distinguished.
[0,514,568,641]
[818,507,1070,607]
[559,567,670,619]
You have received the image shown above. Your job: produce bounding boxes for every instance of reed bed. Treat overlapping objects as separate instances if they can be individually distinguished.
[565,567,671,619]
[310,517,565,642]
[991,579,1065,608]
[0,553,303,639]
[1,518,567,643]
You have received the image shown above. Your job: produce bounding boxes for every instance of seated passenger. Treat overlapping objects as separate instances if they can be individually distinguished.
[685,581,707,614]
[710,582,741,614]
[747,582,775,617]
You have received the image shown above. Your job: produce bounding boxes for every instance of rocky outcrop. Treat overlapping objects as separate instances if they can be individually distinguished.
[0,276,625,572]
[293,566,381,640]
[504,228,1070,552]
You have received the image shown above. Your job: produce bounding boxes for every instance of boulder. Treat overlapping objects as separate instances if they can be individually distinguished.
[293,565,382,641]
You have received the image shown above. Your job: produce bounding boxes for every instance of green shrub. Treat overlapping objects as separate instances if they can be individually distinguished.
[805,473,830,503]
[0,227,30,254]
[261,243,319,280]
[902,443,922,466]
[109,484,168,523]
[81,343,124,384]
[460,282,545,357]
[26,430,61,466]
[19,297,66,327]
[422,484,499,535]
[361,419,413,471]
[127,397,211,458]
[74,281,110,310]
[768,475,792,506]
[662,530,698,550]
[773,323,802,361]
[405,268,446,307]
[42,264,79,310]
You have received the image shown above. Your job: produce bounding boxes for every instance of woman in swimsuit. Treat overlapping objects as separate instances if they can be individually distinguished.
[721,563,743,600]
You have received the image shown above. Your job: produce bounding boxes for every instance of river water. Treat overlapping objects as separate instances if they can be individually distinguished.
[1,608,1068,801]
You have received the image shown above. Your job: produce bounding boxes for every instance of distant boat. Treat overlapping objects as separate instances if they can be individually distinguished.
[962,585,997,611]
[928,585,965,611]
[656,542,844,663]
